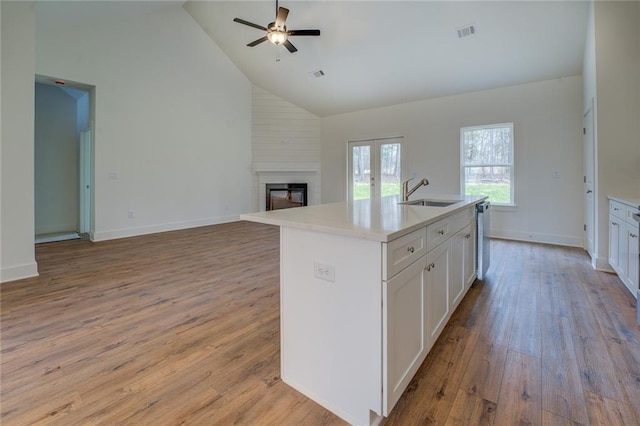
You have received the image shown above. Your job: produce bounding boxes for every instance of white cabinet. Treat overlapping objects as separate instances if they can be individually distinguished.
[383,257,427,414]
[426,239,450,344]
[609,216,620,270]
[609,199,639,298]
[382,205,477,416]
[463,223,477,291]
[627,226,639,295]
[450,223,476,308]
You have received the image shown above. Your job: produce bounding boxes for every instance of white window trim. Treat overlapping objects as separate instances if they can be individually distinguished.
[460,123,515,207]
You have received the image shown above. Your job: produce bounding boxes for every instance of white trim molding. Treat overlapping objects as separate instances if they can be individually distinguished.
[92,215,239,242]
[490,229,583,248]
[1,262,39,283]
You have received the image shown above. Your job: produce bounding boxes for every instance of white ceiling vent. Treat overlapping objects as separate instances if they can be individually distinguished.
[456,24,476,38]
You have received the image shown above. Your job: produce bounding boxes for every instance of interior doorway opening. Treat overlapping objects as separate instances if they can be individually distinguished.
[34,75,95,243]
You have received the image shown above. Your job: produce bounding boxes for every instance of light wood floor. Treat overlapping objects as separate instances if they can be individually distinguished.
[1,221,638,425]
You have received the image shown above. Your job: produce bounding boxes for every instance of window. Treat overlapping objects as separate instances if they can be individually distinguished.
[461,123,514,205]
[348,138,402,201]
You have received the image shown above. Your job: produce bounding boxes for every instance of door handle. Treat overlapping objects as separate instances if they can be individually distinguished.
[586,190,593,194]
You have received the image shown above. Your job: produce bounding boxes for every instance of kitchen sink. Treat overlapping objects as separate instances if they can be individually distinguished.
[400,199,459,207]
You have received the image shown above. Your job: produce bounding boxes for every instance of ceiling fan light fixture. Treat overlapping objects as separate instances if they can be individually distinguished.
[267,30,288,45]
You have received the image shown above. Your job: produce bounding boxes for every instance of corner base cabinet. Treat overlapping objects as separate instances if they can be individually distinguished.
[279,205,478,424]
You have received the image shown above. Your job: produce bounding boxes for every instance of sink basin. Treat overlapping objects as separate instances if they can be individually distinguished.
[400,199,459,207]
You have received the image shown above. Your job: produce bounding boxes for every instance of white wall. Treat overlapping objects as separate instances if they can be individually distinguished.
[322,76,584,247]
[1,1,39,282]
[252,85,321,211]
[592,0,640,268]
[583,1,596,114]
[35,1,252,241]
[35,83,79,235]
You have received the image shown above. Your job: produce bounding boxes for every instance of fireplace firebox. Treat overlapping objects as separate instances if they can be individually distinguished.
[266,183,308,211]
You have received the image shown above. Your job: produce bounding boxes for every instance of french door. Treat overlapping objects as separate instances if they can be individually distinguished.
[348,137,403,201]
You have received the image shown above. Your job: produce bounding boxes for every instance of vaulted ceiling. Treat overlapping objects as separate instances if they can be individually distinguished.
[185,1,589,117]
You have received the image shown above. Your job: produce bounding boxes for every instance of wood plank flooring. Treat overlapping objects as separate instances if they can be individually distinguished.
[1,222,639,425]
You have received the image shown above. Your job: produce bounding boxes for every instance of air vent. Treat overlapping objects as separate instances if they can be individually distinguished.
[456,24,476,38]
[312,70,325,78]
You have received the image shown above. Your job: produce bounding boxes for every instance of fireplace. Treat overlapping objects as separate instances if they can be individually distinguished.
[266,183,308,211]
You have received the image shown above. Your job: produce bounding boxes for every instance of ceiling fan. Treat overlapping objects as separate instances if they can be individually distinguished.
[233,0,320,53]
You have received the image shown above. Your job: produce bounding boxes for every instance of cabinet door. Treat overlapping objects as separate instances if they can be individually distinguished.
[625,226,639,296]
[450,223,477,309]
[618,221,629,279]
[463,223,477,290]
[383,257,427,415]
[609,217,620,271]
[426,240,450,347]
[450,229,465,309]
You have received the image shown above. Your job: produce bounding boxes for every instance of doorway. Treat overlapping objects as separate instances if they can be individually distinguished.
[34,75,94,243]
[347,137,403,201]
[584,99,595,259]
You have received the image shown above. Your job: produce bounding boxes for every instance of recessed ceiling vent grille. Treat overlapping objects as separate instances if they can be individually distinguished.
[312,70,325,78]
[456,24,476,38]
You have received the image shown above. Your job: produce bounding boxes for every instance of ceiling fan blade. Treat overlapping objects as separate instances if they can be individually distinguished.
[275,7,289,30]
[283,40,298,53]
[233,18,268,31]
[247,36,268,47]
[288,29,321,36]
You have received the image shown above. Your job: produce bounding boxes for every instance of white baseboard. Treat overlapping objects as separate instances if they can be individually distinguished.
[91,215,240,242]
[490,229,583,248]
[594,257,615,273]
[1,261,39,283]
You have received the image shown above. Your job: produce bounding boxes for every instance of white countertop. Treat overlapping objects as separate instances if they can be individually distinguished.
[608,195,640,209]
[241,194,487,242]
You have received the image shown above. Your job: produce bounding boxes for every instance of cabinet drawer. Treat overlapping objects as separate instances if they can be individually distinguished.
[383,228,427,280]
[427,207,474,251]
[610,201,626,219]
[623,205,639,223]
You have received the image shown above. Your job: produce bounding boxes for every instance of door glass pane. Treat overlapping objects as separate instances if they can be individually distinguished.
[352,145,371,200]
[380,143,401,196]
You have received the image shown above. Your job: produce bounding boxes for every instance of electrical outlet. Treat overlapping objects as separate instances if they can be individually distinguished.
[128,210,136,219]
[552,170,560,179]
[109,171,119,179]
[314,262,335,282]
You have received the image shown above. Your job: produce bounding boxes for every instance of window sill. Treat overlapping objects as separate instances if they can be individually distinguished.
[491,204,517,212]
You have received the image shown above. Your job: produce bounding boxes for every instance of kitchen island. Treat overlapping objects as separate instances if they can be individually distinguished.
[241,194,487,425]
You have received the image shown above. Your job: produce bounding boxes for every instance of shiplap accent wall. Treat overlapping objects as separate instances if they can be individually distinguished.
[252,86,322,211]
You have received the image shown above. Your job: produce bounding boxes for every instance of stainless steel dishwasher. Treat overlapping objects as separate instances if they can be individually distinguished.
[476,201,490,280]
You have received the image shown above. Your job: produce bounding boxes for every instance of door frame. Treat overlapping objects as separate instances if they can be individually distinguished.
[347,137,404,201]
[34,74,96,240]
[79,128,92,235]
[583,98,595,259]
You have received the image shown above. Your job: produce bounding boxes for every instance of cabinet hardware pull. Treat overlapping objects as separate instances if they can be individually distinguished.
[438,230,445,236]
[407,246,414,253]
[426,262,435,271]
[612,222,618,226]
[465,234,471,239]
[614,208,619,211]
[631,233,638,238]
